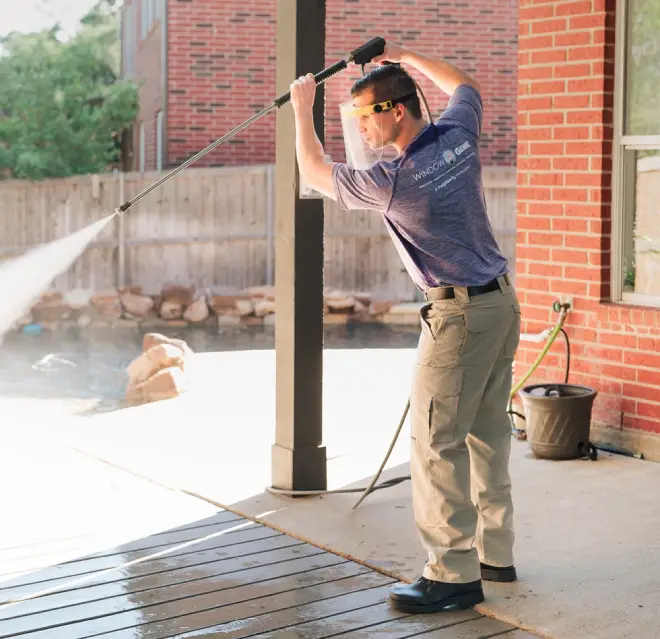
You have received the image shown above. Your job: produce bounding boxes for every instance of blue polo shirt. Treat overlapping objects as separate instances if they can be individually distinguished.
[332,84,509,290]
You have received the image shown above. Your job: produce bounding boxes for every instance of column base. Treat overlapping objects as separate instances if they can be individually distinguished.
[271,443,327,494]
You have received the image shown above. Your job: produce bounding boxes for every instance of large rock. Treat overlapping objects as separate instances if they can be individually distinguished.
[160,300,184,320]
[127,342,186,386]
[63,289,93,311]
[31,295,71,322]
[143,332,193,359]
[245,285,275,300]
[325,293,356,312]
[207,288,254,316]
[183,296,210,323]
[254,298,276,316]
[121,292,154,320]
[90,289,122,320]
[161,282,196,306]
[126,366,187,403]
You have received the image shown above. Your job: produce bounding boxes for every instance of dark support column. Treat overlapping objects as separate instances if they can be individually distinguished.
[271,0,327,492]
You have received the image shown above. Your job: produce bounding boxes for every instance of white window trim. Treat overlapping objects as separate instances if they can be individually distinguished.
[611,0,660,308]
[156,111,163,172]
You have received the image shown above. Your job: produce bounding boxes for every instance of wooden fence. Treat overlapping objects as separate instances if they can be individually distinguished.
[0,165,516,301]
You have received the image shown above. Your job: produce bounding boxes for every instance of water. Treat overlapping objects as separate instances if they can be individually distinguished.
[0,213,117,340]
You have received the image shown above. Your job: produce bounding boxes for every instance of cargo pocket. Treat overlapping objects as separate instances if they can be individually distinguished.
[428,368,464,444]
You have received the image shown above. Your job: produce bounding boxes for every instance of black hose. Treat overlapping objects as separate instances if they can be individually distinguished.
[560,328,570,383]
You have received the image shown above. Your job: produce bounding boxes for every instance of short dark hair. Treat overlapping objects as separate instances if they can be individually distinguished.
[351,65,422,120]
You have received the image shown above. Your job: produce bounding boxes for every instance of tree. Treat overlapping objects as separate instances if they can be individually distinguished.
[0,1,138,180]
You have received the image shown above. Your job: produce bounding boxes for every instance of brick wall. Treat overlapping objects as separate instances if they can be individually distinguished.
[516,0,660,440]
[164,0,518,168]
[166,0,276,167]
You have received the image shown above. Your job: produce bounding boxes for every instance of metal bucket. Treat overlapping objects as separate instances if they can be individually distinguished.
[519,383,598,460]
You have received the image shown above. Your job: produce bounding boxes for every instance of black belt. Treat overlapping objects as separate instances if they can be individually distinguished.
[424,274,509,302]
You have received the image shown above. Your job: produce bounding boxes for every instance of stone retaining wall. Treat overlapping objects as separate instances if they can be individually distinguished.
[13,283,424,333]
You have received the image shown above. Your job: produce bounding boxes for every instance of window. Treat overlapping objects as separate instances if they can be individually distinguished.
[139,122,145,173]
[156,111,164,171]
[613,0,660,307]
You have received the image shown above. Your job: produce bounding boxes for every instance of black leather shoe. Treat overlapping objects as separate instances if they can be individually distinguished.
[480,562,517,582]
[389,576,484,613]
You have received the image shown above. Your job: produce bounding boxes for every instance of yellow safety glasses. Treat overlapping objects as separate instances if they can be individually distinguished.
[345,92,416,119]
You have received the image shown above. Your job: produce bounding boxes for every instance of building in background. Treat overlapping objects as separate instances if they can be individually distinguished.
[515,0,660,458]
[120,0,518,172]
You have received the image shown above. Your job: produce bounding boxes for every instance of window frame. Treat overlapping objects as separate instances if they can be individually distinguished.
[156,111,164,172]
[611,0,660,308]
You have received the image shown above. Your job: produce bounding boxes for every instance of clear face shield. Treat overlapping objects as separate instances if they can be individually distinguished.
[339,93,418,169]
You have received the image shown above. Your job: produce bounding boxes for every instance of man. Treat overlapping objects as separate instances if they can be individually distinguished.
[289,41,521,614]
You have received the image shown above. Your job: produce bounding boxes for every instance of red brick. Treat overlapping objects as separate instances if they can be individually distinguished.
[567,109,607,124]
[554,94,591,109]
[529,262,563,277]
[517,186,552,200]
[565,141,605,155]
[565,173,605,187]
[551,279,589,296]
[553,157,589,171]
[623,383,660,404]
[531,49,567,64]
[564,265,600,282]
[520,4,554,20]
[552,218,589,232]
[552,248,590,264]
[552,188,589,202]
[553,125,591,140]
[519,157,552,171]
[556,1,596,17]
[530,111,565,125]
[555,31,592,47]
[570,14,608,30]
[531,80,567,95]
[530,172,564,186]
[517,216,553,231]
[528,232,564,246]
[520,34,555,50]
[568,79,606,94]
[532,18,568,34]
[624,350,660,370]
[638,369,660,386]
[521,66,554,80]
[564,234,602,250]
[554,63,592,79]
[528,202,565,216]
[519,96,554,111]
[530,142,565,155]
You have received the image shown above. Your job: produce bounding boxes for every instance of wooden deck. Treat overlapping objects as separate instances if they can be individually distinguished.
[0,508,537,639]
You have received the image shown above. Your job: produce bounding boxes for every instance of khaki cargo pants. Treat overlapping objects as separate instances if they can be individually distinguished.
[410,274,521,584]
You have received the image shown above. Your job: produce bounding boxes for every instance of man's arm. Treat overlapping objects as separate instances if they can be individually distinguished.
[289,73,336,200]
[294,105,336,200]
[373,43,481,97]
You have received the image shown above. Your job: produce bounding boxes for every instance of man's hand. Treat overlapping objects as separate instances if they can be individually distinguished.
[290,73,317,114]
[372,42,408,65]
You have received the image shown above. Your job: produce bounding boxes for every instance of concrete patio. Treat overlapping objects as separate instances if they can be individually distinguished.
[3,337,659,638]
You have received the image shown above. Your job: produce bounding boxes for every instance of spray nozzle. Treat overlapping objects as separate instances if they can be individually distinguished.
[348,37,386,66]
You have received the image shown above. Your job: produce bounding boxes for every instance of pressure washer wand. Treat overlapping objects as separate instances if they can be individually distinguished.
[116,37,386,214]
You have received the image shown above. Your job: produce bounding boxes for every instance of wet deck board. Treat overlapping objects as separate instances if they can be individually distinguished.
[0,508,531,639]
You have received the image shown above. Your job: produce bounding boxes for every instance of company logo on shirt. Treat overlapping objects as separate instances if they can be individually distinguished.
[442,150,456,165]
[412,140,472,182]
